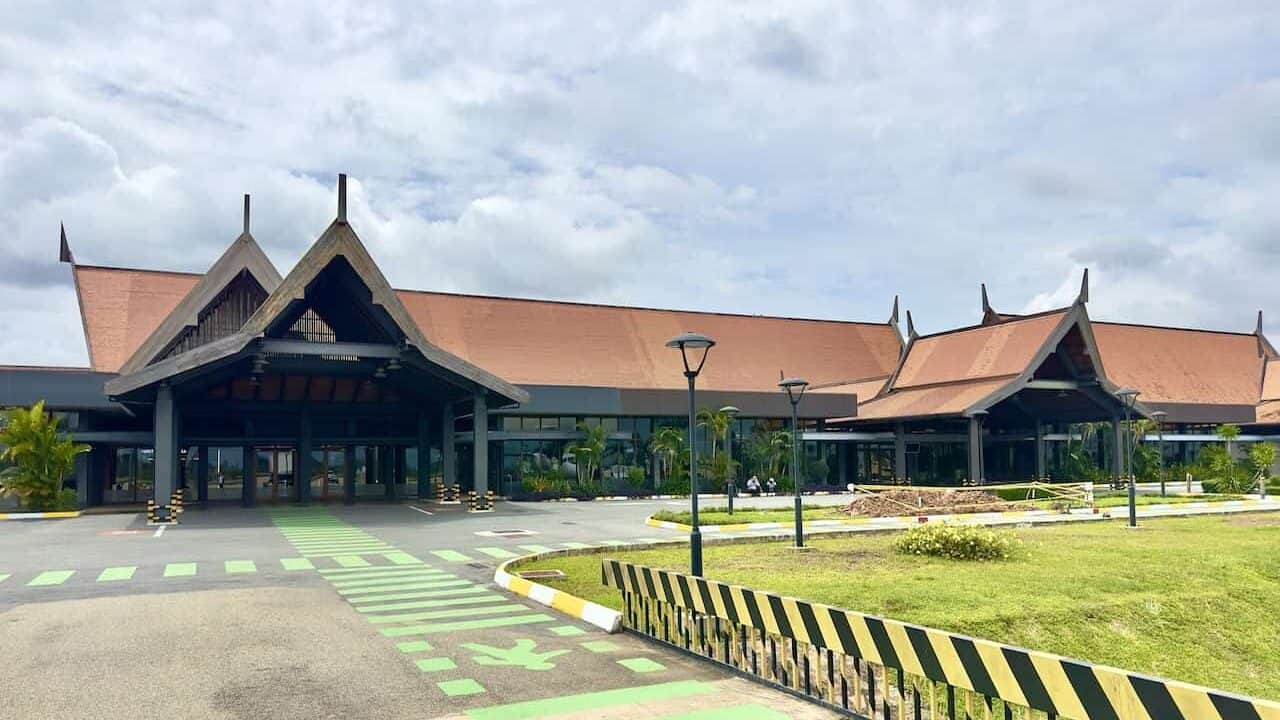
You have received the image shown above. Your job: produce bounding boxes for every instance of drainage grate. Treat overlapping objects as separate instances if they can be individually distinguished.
[474,528,537,537]
[466,562,492,570]
[517,569,566,580]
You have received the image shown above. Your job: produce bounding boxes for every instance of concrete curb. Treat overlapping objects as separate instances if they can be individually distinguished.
[0,510,81,520]
[645,499,1280,534]
[494,552,623,633]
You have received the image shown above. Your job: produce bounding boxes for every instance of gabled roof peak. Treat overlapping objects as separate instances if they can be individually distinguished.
[114,194,282,375]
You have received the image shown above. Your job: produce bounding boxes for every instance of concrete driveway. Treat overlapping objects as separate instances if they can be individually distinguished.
[0,498,841,719]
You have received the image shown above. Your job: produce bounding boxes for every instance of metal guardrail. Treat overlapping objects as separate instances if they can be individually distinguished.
[601,559,1280,720]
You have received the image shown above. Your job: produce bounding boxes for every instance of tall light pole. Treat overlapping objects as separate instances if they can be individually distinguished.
[667,332,715,577]
[721,405,739,516]
[780,376,809,549]
[1151,410,1167,497]
[1117,387,1141,528]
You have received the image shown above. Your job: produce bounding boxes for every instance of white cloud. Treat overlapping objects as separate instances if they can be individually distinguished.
[1,1,1279,364]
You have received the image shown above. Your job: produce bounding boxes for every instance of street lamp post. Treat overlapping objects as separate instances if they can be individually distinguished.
[1117,387,1141,528]
[1151,410,1167,498]
[780,376,809,549]
[667,332,716,577]
[721,406,739,516]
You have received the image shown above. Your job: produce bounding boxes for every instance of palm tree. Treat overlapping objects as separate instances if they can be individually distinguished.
[1217,423,1242,489]
[0,401,89,511]
[696,407,732,458]
[649,426,685,485]
[766,428,792,479]
[565,421,608,488]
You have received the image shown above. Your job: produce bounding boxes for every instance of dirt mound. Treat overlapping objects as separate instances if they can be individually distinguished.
[844,489,1021,517]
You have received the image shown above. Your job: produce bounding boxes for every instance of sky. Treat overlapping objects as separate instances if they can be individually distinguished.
[2,1,1279,367]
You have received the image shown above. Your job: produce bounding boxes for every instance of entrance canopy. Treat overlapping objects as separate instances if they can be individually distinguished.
[852,273,1138,427]
[105,177,527,410]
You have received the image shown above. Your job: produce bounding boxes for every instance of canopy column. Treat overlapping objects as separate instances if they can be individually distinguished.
[342,444,356,505]
[196,444,209,503]
[297,410,312,504]
[441,404,456,490]
[241,444,256,507]
[1034,421,1046,480]
[417,412,431,499]
[894,422,907,483]
[154,384,179,520]
[1111,416,1124,483]
[968,416,984,484]
[473,393,489,497]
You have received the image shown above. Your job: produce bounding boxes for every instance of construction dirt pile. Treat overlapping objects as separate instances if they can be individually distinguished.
[843,489,1022,517]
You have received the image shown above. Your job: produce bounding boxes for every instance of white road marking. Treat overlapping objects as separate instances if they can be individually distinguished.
[153,525,166,538]
[408,506,434,516]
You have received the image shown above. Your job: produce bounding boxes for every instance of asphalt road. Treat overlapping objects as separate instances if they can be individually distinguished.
[0,497,846,720]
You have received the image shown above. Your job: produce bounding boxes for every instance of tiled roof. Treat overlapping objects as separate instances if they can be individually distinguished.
[893,311,1066,389]
[1091,322,1264,406]
[856,377,1012,420]
[852,310,1069,420]
[74,266,206,373]
[398,290,901,393]
[73,265,903,393]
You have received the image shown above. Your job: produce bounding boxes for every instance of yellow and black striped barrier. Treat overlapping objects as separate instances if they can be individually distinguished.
[146,498,177,525]
[602,559,1280,720]
[466,489,496,511]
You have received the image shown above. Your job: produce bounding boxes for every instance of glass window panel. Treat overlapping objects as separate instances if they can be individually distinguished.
[503,417,521,432]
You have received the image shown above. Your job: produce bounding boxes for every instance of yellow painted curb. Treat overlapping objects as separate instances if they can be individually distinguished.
[494,553,622,633]
[0,510,81,520]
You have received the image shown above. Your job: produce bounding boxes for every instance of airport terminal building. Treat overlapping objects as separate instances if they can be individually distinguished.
[3,176,1278,511]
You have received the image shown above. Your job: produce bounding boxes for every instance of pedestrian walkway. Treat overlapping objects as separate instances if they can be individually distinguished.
[259,508,832,718]
[0,537,678,591]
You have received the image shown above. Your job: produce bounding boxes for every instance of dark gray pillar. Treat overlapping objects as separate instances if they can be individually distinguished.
[838,443,848,487]
[473,393,489,495]
[1111,417,1124,483]
[378,446,391,500]
[1034,422,1046,480]
[442,404,456,489]
[297,410,312,504]
[154,384,179,518]
[343,444,356,505]
[893,422,907,483]
[968,416,983,484]
[395,446,407,495]
[417,412,431,499]
[75,450,91,508]
[241,445,256,507]
[196,444,209,503]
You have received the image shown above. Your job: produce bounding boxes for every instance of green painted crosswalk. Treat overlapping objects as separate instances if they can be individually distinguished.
[96,566,136,582]
[225,560,257,574]
[27,570,74,586]
[430,550,473,562]
[281,558,315,570]
[475,547,519,559]
[163,563,197,577]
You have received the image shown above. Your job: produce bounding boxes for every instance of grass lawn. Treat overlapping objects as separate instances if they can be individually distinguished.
[651,503,847,525]
[520,513,1280,699]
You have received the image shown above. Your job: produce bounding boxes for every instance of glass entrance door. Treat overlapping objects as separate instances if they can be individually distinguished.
[256,447,295,502]
[310,446,344,501]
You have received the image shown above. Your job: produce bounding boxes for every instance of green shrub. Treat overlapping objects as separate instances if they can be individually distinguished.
[891,522,1020,561]
[657,477,690,496]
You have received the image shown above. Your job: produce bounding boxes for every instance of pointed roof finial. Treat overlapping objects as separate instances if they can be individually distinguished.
[337,173,348,223]
[1256,310,1264,336]
[1077,268,1090,304]
[58,223,74,264]
[906,310,918,340]
[242,194,251,234]
[888,295,899,326]
[981,283,992,314]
